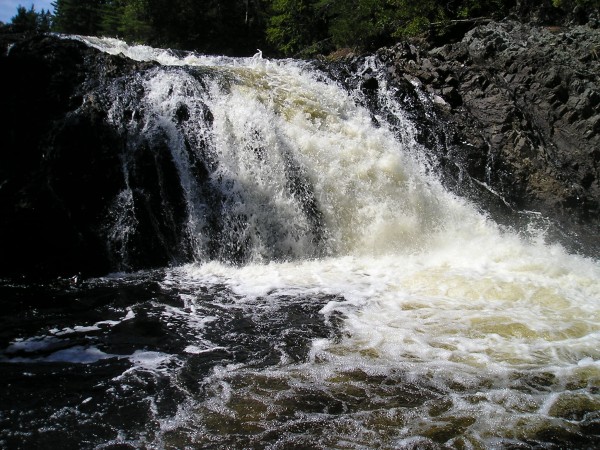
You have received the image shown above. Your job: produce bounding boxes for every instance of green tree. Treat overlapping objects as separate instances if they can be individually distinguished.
[454,0,514,18]
[43,0,533,58]
[38,8,53,30]
[144,0,268,55]
[317,0,397,49]
[313,0,444,50]
[552,0,600,7]
[100,0,151,41]
[120,0,152,41]
[267,0,328,56]
[10,5,53,33]
[52,0,104,35]
[99,0,124,36]
[10,5,40,32]
[387,0,446,37]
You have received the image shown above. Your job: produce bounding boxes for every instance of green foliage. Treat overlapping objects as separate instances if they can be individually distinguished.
[52,0,153,41]
[51,0,104,35]
[267,0,328,56]
[152,0,269,54]
[388,0,446,38]
[119,0,152,41]
[10,5,53,33]
[306,0,445,49]
[99,0,123,36]
[456,0,506,17]
[553,0,600,8]
[44,0,515,56]
[321,0,393,48]
[46,0,596,58]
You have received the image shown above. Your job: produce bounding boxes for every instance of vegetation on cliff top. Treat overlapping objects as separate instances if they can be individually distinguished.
[2,0,599,56]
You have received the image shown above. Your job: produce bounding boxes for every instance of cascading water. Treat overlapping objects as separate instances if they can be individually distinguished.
[1,36,599,449]
[83,35,474,265]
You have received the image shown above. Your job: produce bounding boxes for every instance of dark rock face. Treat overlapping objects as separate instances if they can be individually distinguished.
[370,20,600,254]
[0,34,192,278]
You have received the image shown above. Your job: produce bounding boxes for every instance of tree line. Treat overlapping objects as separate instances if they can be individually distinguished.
[4,0,599,56]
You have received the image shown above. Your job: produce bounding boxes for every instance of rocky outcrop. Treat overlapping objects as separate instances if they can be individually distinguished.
[2,22,599,278]
[369,20,599,254]
[0,34,193,278]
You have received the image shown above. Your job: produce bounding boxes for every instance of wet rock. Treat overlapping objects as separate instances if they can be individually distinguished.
[3,16,600,279]
[372,19,600,254]
[0,33,191,278]
[361,73,379,91]
[441,86,462,107]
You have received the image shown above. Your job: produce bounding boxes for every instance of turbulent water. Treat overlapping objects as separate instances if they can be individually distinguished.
[1,36,599,449]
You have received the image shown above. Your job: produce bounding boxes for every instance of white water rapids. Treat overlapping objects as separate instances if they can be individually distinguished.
[60,36,600,447]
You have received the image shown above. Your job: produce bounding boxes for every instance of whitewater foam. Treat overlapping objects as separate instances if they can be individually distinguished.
[43,35,600,447]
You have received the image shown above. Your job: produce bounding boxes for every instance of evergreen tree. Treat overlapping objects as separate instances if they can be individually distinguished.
[52,0,104,35]
[44,0,567,57]
[100,0,125,36]
[98,0,151,41]
[120,0,152,41]
[38,8,54,31]
[266,0,521,55]
[10,5,53,33]
[10,6,40,32]
[317,0,397,49]
[387,0,446,37]
[143,0,268,55]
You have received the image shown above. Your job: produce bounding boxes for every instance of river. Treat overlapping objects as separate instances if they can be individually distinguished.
[1,36,599,449]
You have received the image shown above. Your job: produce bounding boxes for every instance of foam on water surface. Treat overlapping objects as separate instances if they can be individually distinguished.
[6,35,598,447]
[158,231,600,446]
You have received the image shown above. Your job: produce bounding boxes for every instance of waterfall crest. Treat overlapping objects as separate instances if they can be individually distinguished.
[75,35,492,268]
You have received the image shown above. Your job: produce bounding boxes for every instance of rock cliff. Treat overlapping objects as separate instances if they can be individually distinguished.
[0,34,191,277]
[340,19,599,254]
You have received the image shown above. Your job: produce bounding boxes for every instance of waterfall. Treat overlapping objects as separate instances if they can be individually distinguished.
[75,35,493,267]
[3,35,597,448]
